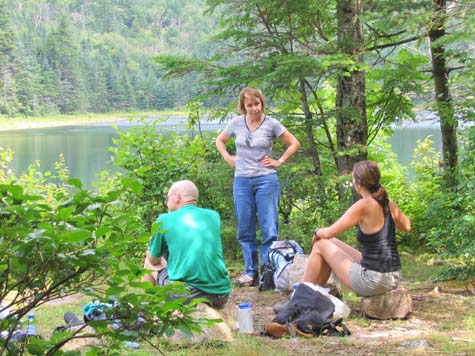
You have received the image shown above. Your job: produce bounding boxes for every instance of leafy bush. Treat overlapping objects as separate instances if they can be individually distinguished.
[0,153,213,355]
[420,128,475,277]
[110,117,235,227]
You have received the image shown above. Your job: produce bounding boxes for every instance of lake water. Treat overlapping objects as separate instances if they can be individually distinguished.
[0,118,442,188]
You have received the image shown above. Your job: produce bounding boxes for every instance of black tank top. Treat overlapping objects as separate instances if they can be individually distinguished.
[356,210,401,273]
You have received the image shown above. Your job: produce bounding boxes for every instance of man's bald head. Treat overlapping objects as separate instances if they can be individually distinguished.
[168,180,198,205]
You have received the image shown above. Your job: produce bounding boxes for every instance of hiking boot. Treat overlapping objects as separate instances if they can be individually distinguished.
[264,322,289,338]
[233,274,258,287]
[272,300,291,314]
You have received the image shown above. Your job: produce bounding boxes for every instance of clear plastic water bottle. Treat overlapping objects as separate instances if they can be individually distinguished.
[26,312,38,337]
[237,302,253,334]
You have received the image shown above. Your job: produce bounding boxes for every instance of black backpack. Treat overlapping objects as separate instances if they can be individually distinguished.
[271,283,351,337]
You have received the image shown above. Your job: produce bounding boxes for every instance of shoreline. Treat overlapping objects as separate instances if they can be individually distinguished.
[0,112,182,132]
[0,119,125,132]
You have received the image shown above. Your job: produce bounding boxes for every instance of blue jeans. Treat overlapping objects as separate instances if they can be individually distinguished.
[233,173,280,277]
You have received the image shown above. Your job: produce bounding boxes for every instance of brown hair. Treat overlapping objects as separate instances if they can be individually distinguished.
[237,87,266,114]
[352,160,389,213]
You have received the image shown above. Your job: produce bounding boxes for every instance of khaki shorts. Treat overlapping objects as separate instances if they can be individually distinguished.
[155,269,228,308]
[349,263,400,297]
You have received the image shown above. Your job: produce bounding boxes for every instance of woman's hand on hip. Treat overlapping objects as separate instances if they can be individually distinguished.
[225,155,236,167]
[260,155,283,168]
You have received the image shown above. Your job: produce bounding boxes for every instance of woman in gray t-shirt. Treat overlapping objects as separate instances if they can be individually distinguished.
[216,87,300,287]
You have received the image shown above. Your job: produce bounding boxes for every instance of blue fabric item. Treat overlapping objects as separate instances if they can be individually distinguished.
[83,301,113,321]
[233,173,280,277]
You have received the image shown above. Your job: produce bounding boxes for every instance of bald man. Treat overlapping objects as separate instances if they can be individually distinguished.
[143,180,231,308]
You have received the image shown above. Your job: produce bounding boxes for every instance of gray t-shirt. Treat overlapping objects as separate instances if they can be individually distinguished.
[223,115,287,177]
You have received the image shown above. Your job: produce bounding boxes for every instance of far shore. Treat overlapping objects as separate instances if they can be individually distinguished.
[0,111,182,132]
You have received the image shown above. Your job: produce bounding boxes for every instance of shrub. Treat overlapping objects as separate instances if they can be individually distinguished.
[0,153,212,355]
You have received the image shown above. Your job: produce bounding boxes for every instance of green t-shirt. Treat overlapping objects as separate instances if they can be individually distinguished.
[149,205,231,295]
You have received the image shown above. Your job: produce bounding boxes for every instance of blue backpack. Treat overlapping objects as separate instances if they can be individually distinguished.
[259,239,304,291]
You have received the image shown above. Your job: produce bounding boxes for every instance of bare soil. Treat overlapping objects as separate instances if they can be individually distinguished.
[219,279,475,356]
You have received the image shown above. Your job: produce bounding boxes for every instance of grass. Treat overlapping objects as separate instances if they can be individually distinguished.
[34,294,89,337]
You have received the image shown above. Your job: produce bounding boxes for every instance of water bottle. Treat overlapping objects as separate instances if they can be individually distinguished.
[125,341,140,349]
[26,312,38,337]
[237,302,253,334]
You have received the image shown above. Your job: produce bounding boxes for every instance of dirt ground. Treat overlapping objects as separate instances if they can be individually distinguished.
[218,279,475,356]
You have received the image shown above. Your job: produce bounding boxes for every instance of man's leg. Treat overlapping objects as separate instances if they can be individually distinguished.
[142,256,167,285]
[184,286,229,309]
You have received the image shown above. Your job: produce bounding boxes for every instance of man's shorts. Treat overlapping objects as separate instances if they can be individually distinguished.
[155,268,228,308]
[349,263,400,297]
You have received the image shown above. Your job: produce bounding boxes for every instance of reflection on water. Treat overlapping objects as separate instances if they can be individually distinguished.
[0,125,120,188]
[387,123,442,167]
[0,120,442,189]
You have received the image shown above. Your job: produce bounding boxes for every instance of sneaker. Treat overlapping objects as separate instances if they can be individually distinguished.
[233,274,258,287]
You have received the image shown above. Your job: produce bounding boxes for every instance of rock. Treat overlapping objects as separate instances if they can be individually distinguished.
[400,339,433,349]
[287,254,308,290]
[325,272,343,299]
[361,287,412,319]
[167,303,235,344]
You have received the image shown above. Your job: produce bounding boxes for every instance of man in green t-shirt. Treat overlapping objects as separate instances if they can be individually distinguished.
[143,180,231,308]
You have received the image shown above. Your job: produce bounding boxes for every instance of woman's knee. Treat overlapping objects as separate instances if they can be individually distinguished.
[310,241,323,255]
[314,238,332,251]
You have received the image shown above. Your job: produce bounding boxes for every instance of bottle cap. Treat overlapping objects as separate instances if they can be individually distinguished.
[238,302,252,309]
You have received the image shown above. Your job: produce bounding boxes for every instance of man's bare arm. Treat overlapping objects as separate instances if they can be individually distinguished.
[144,250,167,270]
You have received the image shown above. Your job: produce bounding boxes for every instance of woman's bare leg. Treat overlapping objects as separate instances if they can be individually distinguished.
[302,243,332,284]
[329,238,362,262]
[302,238,357,290]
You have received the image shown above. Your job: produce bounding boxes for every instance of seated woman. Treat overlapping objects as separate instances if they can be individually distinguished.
[304,160,411,297]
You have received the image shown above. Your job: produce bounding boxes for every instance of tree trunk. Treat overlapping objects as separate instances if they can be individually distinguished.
[299,79,321,176]
[429,0,458,187]
[335,0,367,176]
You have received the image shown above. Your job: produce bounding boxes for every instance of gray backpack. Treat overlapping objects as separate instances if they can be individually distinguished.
[259,239,304,291]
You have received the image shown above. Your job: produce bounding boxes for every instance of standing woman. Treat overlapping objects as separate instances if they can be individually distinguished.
[216,87,300,287]
[303,160,411,297]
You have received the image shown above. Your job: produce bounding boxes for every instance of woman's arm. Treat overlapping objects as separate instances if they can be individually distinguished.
[262,130,300,168]
[313,200,365,244]
[389,199,411,232]
[215,131,236,167]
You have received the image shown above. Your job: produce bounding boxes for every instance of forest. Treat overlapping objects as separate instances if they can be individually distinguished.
[0,0,220,115]
[1,0,475,354]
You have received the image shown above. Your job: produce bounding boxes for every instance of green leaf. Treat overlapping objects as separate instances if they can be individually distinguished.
[63,230,90,243]
[105,286,125,297]
[26,342,44,355]
[58,206,74,220]
[96,226,112,238]
[68,178,83,189]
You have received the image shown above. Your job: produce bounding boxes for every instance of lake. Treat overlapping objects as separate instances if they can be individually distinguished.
[0,118,442,188]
